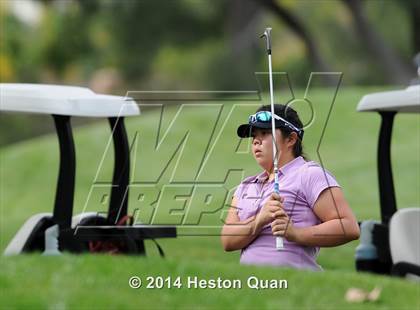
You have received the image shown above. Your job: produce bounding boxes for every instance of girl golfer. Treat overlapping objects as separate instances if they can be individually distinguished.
[221,104,360,270]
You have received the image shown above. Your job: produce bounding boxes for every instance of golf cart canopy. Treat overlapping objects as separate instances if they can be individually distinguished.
[357,85,420,113]
[1,83,176,255]
[355,84,419,277]
[0,83,139,117]
[356,84,419,225]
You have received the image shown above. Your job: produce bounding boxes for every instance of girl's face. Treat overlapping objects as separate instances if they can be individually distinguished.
[251,128,286,171]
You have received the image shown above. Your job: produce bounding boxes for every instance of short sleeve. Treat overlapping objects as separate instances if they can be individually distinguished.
[301,163,341,209]
[232,175,254,200]
[233,183,243,200]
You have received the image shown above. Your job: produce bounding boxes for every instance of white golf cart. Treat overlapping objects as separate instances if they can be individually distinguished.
[1,83,176,255]
[355,84,420,278]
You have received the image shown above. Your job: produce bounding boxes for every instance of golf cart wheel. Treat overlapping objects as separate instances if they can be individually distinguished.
[356,258,391,274]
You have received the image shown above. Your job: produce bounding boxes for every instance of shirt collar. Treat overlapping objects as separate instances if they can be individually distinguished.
[254,170,269,183]
[279,156,305,176]
[254,156,305,182]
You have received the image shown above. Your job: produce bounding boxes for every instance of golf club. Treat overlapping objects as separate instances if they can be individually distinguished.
[260,27,284,250]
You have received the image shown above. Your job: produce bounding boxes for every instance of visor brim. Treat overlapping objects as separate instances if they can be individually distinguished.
[237,122,273,138]
[237,121,304,139]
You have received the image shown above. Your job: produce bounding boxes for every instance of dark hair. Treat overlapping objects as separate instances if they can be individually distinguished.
[257,104,306,159]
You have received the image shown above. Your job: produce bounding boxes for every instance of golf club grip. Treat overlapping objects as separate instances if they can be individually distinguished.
[276,236,284,250]
[274,186,285,250]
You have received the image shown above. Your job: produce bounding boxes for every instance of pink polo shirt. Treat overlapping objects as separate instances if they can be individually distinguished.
[234,156,340,271]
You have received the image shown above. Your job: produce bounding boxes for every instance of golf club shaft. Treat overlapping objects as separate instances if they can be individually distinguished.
[262,28,284,250]
[268,53,284,251]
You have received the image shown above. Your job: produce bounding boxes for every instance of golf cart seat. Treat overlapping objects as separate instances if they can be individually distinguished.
[4,213,54,255]
[1,83,176,255]
[355,84,420,276]
[389,208,420,278]
[4,212,106,255]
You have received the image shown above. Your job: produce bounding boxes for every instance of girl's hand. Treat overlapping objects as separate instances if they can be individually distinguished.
[271,209,298,242]
[256,192,284,229]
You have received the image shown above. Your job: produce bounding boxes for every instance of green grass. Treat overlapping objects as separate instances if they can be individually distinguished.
[1,86,419,308]
[1,255,419,309]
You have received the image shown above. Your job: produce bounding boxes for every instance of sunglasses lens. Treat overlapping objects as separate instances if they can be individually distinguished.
[257,111,271,122]
[246,111,303,139]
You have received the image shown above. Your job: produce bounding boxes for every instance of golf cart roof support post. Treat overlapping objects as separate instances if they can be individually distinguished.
[52,115,76,230]
[107,117,129,224]
[377,111,397,225]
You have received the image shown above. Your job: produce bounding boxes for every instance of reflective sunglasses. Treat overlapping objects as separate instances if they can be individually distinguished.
[248,111,303,138]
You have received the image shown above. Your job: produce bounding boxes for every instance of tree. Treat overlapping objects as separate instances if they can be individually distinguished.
[254,0,336,85]
[342,0,414,84]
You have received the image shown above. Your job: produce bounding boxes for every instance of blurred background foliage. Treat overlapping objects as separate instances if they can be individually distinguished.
[0,0,419,145]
